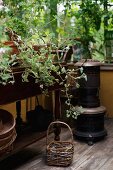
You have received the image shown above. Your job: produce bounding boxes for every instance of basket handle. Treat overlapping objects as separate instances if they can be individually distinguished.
[46,121,73,145]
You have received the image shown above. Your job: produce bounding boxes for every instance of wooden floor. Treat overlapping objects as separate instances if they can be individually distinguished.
[0,118,113,170]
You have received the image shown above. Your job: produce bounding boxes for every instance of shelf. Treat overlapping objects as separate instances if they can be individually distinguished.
[0,126,47,161]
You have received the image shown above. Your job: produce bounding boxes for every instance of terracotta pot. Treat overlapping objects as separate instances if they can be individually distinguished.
[33,44,50,55]
[0,109,16,139]
[3,41,20,55]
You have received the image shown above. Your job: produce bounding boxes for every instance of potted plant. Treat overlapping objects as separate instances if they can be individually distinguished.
[0,0,88,127]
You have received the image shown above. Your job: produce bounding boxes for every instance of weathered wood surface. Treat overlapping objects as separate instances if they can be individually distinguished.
[0,118,113,170]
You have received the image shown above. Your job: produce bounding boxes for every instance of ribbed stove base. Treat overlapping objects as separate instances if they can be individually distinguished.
[73,106,107,145]
[73,129,107,145]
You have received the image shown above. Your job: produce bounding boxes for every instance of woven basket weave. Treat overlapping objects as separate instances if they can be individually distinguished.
[46,121,74,167]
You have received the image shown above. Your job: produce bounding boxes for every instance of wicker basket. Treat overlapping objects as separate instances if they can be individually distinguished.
[46,121,74,167]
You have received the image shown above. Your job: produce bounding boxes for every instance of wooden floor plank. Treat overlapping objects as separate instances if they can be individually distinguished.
[99,157,113,170]
[0,118,113,170]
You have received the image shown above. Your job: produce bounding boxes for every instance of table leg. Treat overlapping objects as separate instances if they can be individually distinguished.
[16,100,24,134]
[16,100,23,125]
[54,89,61,120]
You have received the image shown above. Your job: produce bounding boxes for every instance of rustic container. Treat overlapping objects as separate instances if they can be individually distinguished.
[46,121,74,167]
[0,109,17,155]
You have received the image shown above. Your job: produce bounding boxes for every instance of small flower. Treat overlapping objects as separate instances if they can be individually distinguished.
[40,84,43,89]
[79,67,83,74]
